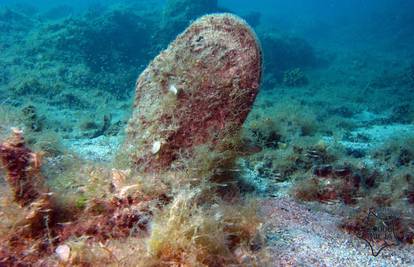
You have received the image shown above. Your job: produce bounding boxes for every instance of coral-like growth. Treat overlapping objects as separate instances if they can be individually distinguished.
[56,191,169,244]
[0,128,45,206]
[125,14,262,174]
[0,128,56,264]
[0,163,169,265]
[1,13,265,266]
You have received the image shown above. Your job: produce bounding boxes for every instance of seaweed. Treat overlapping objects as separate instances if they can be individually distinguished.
[145,189,264,266]
[0,13,267,266]
[0,128,46,206]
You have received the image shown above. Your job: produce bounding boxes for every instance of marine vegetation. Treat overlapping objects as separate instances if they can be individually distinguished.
[1,0,414,265]
[0,13,267,266]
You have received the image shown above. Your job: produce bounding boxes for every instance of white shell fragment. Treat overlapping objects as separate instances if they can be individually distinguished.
[151,140,161,154]
[169,84,178,95]
[55,244,71,262]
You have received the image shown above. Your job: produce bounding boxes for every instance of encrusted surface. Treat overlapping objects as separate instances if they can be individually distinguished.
[126,14,262,172]
[0,129,43,206]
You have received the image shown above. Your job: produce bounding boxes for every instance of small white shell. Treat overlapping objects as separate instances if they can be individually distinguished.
[151,141,161,154]
[169,84,178,95]
[56,244,71,262]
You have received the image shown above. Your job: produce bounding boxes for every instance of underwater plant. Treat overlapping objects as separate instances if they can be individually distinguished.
[292,132,414,246]
[0,128,46,206]
[145,188,264,266]
[0,13,265,266]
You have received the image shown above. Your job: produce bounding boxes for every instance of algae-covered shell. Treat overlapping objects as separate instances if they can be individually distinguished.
[126,13,262,172]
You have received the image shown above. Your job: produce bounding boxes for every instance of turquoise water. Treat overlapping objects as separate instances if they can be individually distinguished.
[0,0,413,265]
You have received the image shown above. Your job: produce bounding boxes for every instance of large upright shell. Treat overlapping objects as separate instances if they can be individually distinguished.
[125,14,262,173]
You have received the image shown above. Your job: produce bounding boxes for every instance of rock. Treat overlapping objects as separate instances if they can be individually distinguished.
[125,14,262,173]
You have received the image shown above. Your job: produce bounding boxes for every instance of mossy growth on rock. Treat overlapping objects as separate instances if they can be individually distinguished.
[0,13,266,266]
[0,128,45,206]
[124,14,262,177]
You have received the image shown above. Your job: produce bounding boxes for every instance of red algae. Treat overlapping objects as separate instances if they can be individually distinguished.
[0,128,45,206]
[0,13,264,266]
